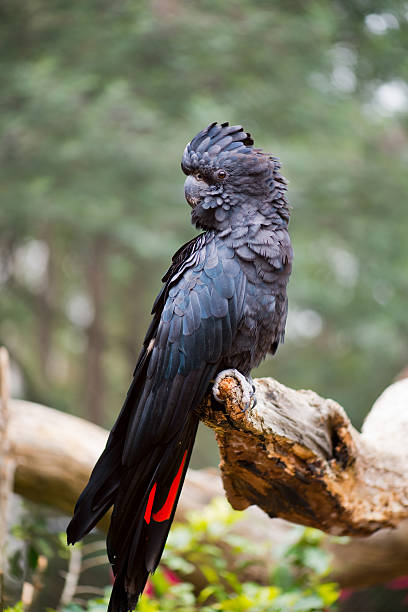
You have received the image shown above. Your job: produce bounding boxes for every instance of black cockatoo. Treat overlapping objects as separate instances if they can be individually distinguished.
[67,122,293,611]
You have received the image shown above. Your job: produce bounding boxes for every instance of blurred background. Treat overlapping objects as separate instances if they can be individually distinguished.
[1,0,408,608]
[2,0,408,434]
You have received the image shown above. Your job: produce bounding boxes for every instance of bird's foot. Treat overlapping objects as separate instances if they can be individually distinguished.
[212,369,256,412]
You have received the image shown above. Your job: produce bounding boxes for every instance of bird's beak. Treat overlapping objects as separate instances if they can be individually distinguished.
[184,175,206,208]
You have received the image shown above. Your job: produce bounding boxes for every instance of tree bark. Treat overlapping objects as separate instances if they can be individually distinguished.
[199,374,408,536]
[4,375,408,588]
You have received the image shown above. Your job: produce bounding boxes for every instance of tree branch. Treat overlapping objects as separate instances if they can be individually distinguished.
[199,374,408,536]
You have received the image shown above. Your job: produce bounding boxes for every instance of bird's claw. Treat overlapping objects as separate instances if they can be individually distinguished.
[212,369,257,412]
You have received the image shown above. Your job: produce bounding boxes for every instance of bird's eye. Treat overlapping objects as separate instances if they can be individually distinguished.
[216,169,227,180]
[195,172,204,181]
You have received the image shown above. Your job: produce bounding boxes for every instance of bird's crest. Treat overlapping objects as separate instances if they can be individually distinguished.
[182,122,254,173]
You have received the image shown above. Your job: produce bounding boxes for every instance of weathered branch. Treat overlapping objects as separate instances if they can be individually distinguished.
[199,375,408,536]
[4,375,408,587]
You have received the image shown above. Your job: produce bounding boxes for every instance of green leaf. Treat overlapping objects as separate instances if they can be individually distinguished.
[223,571,243,594]
[197,585,218,603]
[200,563,220,583]
[316,582,340,606]
[5,603,24,612]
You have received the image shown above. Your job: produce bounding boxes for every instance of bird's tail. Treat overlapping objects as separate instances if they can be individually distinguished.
[107,413,199,611]
[67,406,199,612]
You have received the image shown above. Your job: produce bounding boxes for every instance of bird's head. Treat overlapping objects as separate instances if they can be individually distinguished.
[181,122,289,231]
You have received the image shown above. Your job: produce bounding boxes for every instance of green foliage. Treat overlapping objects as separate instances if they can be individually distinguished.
[5,603,24,612]
[55,499,340,612]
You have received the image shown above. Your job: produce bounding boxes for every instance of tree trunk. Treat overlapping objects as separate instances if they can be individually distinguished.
[85,235,109,425]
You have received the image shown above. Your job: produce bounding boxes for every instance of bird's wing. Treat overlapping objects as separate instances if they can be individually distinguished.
[121,231,246,466]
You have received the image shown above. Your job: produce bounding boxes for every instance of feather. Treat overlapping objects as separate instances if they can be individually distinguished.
[204,260,223,279]
[210,288,229,318]
[214,135,233,151]
[207,123,222,139]
[205,316,216,359]
[215,274,235,299]
[168,314,182,343]
[222,257,241,278]
[190,289,203,330]
[215,207,227,222]
[146,345,160,379]
[182,300,195,336]
[196,136,211,153]
[220,312,232,351]
[212,317,223,361]
[236,244,256,261]
[197,285,212,319]
[228,291,238,333]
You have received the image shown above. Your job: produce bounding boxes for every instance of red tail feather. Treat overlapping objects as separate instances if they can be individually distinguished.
[144,483,157,524]
[152,450,187,522]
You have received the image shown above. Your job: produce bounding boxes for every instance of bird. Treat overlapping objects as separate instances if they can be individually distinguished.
[66,121,293,611]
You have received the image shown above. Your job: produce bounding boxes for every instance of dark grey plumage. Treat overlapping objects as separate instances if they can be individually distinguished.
[66,122,293,611]
[182,121,293,372]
